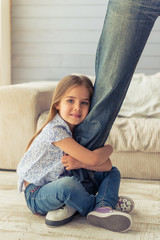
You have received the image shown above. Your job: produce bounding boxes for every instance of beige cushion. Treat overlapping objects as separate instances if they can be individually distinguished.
[106,117,160,152]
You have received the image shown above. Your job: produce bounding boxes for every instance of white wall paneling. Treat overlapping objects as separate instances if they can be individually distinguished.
[11,0,160,84]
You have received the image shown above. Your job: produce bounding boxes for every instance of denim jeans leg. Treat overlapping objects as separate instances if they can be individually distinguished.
[71,0,160,193]
[75,0,160,150]
[25,176,95,216]
[94,167,121,209]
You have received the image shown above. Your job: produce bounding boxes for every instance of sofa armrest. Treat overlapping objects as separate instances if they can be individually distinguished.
[0,81,58,170]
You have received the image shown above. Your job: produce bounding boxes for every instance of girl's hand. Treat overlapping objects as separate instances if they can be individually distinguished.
[61,154,82,170]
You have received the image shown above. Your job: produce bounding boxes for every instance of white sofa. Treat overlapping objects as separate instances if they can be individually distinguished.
[0,73,160,181]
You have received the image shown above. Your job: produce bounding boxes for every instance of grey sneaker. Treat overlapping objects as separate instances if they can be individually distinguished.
[45,205,77,227]
[87,207,132,232]
[116,196,134,213]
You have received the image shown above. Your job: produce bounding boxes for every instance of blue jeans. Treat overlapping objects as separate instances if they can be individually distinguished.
[75,0,160,149]
[24,167,120,216]
[71,0,160,191]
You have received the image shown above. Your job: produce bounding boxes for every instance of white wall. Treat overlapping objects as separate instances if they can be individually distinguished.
[0,0,11,85]
[11,0,160,84]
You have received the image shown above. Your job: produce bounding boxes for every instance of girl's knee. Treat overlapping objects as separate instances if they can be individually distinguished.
[57,176,80,192]
[111,166,121,179]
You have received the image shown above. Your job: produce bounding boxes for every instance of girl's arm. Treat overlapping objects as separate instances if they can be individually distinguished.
[82,158,112,171]
[61,154,112,172]
[53,137,113,167]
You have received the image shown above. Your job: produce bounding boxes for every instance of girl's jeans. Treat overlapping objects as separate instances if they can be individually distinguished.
[24,167,120,216]
[71,0,160,190]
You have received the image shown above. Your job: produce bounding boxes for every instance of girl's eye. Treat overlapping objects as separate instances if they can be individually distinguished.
[81,101,89,105]
[67,99,73,103]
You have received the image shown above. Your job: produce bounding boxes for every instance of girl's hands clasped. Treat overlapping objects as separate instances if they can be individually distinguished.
[61,153,113,172]
[61,154,82,170]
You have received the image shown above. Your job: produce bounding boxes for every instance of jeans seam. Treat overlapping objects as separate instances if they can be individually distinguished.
[102,173,110,207]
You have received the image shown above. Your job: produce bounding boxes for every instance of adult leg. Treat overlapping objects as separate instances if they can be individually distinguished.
[71,0,160,194]
[75,0,160,150]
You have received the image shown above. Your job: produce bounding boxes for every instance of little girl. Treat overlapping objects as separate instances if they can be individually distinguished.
[17,75,134,232]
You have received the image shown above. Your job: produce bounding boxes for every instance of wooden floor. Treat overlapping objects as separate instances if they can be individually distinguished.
[0,171,159,240]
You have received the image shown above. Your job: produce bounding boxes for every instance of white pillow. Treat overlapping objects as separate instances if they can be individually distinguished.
[118,72,160,118]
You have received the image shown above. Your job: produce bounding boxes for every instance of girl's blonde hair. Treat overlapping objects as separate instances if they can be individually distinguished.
[26,75,94,151]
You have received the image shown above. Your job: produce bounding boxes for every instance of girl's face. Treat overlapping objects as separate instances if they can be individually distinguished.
[56,85,91,131]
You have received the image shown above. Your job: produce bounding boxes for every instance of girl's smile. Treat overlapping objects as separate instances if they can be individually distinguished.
[70,113,81,118]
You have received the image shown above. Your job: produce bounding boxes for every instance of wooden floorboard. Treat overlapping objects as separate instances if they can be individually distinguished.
[0,171,159,240]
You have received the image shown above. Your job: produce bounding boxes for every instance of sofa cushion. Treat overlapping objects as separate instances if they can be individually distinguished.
[106,117,160,152]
